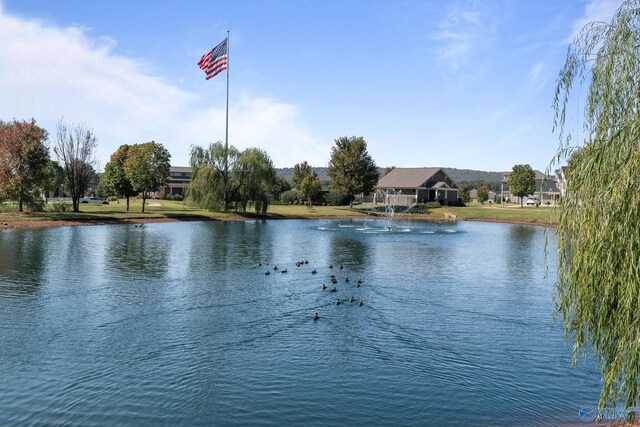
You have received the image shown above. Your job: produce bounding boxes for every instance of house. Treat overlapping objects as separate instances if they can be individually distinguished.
[375,167,460,206]
[500,170,561,205]
[555,166,568,197]
[157,166,192,198]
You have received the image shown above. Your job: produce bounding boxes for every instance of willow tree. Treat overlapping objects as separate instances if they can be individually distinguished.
[189,142,276,213]
[553,0,640,419]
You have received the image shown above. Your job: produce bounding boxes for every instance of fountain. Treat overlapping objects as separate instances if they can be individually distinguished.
[367,189,417,230]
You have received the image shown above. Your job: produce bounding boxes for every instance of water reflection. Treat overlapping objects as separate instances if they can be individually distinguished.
[105,225,169,279]
[0,230,48,298]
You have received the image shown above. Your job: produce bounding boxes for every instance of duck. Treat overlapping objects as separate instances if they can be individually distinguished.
[330,287,337,293]
[322,283,327,290]
[340,265,344,270]
[281,269,288,273]
[258,262,262,267]
[312,269,317,274]
[274,266,278,271]
[357,300,364,306]
[335,299,341,305]
[349,296,354,303]
[329,264,334,269]
[357,279,363,284]
[345,277,350,283]
[313,312,320,320]
[356,282,361,288]
[265,271,270,275]
[304,260,309,264]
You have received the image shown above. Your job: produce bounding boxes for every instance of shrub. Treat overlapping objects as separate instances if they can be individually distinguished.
[47,201,72,212]
[281,190,301,205]
[173,194,184,201]
[324,191,350,206]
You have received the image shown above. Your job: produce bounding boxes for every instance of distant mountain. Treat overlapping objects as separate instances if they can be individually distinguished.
[275,166,505,186]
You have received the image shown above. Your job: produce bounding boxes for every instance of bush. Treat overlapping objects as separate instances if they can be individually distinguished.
[173,194,184,201]
[281,190,301,205]
[418,201,442,209]
[47,201,72,212]
[324,192,350,206]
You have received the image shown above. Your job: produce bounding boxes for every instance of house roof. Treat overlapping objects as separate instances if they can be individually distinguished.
[170,166,192,173]
[375,167,443,189]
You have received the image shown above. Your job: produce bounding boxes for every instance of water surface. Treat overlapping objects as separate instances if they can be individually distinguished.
[0,220,600,426]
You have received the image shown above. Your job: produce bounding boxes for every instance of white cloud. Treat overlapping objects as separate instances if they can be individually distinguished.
[0,4,325,168]
[528,61,546,92]
[432,1,495,70]
[568,0,623,42]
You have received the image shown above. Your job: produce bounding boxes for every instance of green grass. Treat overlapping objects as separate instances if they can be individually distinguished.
[0,200,559,227]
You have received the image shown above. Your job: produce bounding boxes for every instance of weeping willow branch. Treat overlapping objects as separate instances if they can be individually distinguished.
[552,0,640,420]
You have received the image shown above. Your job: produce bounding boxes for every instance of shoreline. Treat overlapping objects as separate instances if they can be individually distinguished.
[0,212,557,230]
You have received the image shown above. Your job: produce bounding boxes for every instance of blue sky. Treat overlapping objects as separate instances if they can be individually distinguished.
[0,0,622,172]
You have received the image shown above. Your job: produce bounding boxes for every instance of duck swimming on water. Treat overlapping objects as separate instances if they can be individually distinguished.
[313,312,319,320]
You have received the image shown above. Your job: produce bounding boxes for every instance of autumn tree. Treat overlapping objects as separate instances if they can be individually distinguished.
[0,119,49,211]
[125,141,171,213]
[552,0,640,420]
[52,120,99,212]
[508,164,535,207]
[327,136,379,204]
[477,186,489,205]
[292,161,312,189]
[102,145,137,211]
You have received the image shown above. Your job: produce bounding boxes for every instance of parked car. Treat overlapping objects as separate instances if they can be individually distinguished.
[525,197,539,206]
[80,197,108,204]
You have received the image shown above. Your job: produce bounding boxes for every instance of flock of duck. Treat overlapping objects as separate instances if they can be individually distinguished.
[258,260,365,321]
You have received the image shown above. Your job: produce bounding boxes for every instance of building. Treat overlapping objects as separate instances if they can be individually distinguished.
[500,170,561,205]
[375,167,460,205]
[555,166,568,198]
[157,166,192,198]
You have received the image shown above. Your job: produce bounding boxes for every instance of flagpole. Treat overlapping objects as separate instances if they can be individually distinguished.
[225,30,230,170]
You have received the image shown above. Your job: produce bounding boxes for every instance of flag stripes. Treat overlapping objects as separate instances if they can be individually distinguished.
[198,38,228,80]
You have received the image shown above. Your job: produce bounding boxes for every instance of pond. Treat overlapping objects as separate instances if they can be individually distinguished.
[0,219,601,426]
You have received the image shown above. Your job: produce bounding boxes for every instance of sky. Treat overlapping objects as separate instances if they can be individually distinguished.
[0,0,624,172]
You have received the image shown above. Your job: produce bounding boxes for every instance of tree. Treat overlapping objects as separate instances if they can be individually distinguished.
[552,0,640,420]
[0,119,49,212]
[327,136,379,204]
[102,145,137,211]
[125,141,171,213]
[233,147,277,214]
[52,120,99,212]
[189,142,240,211]
[459,184,471,204]
[476,186,489,205]
[272,175,291,201]
[507,164,535,207]
[292,161,312,189]
[300,174,322,207]
[42,160,65,198]
[383,166,396,176]
[189,142,277,213]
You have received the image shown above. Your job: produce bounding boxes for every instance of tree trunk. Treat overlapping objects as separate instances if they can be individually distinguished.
[141,193,146,213]
[126,197,130,211]
[18,195,23,212]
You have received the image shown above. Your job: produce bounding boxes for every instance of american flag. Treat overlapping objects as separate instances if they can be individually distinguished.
[198,38,228,80]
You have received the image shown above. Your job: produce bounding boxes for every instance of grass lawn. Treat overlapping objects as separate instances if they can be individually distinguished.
[0,200,559,228]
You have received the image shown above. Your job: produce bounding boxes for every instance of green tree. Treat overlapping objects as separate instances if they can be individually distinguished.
[476,186,489,205]
[125,141,171,213]
[102,145,137,211]
[189,142,240,211]
[0,119,49,211]
[459,184,471,204]
[552,0,640,419]
[233,147,277,214]
[292,161,312,189]
[42,160,65,198]
[52,120,99,212]
[272,175,291,201]
[327,136,379,204]
[189,142,276,213]
[507,164,535,207]
[300,174,322,207]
